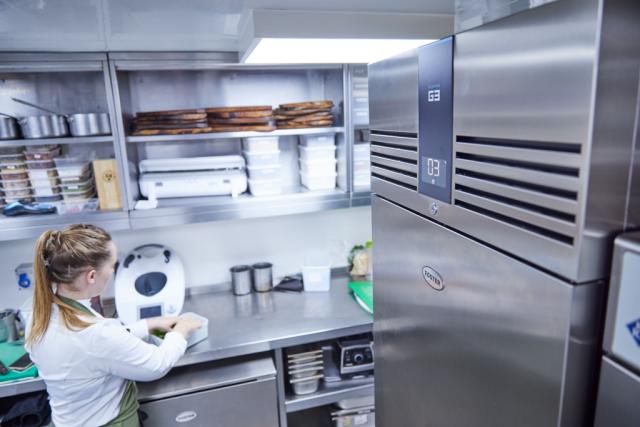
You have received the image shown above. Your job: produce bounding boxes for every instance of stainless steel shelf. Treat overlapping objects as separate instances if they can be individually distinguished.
[0,135,113,147]
[0,210,130,242]
[0,377,46,399]
[285,377,374,413]
[351,191,372,208]
[130,189,351,230]
[126,127,345,143]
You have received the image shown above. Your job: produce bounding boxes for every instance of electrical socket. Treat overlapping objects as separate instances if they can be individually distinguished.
[15,263,34,290]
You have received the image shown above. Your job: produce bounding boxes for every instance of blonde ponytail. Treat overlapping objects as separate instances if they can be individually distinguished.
[27,225,112,345]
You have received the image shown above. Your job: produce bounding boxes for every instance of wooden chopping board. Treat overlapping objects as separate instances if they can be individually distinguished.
[209,124,276,132]
[136,108,207,118]
[208,116,274,125]
[277,120,333,129]
[205,105,273,114]
[274,108,331,117]
[278,100,334,110]
[132,127,215,136]
[274,112,332,122]
[208,110,274,119]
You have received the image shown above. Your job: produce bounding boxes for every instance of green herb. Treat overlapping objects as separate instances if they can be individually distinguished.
[151,330,166,339]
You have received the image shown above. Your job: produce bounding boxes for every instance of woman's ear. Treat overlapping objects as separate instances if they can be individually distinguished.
[86,269,97,284]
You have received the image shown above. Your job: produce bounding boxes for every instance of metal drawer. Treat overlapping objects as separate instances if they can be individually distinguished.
[140,376,278,427]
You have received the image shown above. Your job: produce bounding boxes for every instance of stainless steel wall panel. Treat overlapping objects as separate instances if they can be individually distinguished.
[370,155,417,174]
[368,51,419,134]
[371,166,416,187]
[370,145,417,162]
[372,196,601,427]
[368,133,417,148]
[455,142,583,169]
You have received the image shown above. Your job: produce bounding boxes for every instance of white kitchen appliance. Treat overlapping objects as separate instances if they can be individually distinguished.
[115,244,185,325]
[138,155,248,201]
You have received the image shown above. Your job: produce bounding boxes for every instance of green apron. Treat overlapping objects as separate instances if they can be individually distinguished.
[56,295,141,427]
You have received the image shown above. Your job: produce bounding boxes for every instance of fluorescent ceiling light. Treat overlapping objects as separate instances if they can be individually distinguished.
[242,38,435,64]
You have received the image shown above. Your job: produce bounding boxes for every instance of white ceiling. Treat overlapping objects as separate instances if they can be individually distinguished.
[0,0,454,52]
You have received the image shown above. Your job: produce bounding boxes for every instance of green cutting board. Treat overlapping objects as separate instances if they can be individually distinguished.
[0,341,38,383]
[349,280,373,314]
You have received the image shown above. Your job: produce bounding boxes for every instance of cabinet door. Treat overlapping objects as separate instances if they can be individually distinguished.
[140,377,278,427]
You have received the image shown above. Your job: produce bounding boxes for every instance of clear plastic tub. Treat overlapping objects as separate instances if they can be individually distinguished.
[32,185,60,197]
[2,188,32,199]
[23,146,61,161]
[34,195,62,203]
[242,136,279,152]
[300,158,336,176]
[0,154,25,165]
[0,168,28,181]
[59,177,94,193]
[26,160,56,170]
[61,187,95,201]
[243,150,280,167]
[299,133,335,147]
[54,157,90,179]
[300,170,336,191]
[28,168,58,181]
[0,179,30,190]
[299,145,336,162]
[56,198,99,215]
[0,146,23,155]
[302,253,331,292]
[248,178,282,196]
[247,164,280,180]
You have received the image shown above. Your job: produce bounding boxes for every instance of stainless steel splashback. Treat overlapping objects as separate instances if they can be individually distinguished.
[368,0,640,282]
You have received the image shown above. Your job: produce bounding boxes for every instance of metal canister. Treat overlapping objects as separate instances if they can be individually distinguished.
[0,117,19,140]
[230,265,253,296]
[252,262,273,292]
[0,309,18,342]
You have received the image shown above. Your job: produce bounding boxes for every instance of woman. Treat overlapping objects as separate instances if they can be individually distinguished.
[25,224,201,427]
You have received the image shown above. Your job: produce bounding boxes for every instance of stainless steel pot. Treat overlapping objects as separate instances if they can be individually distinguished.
[18,115,69,139]
[68,113,111,136]
[0,115,19,140]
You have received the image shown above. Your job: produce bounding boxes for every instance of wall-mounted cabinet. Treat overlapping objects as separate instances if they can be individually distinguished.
[0,53,129,241]
[0,53,371,241]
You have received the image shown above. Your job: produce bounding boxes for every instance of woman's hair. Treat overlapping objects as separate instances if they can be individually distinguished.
[27,224,113,345]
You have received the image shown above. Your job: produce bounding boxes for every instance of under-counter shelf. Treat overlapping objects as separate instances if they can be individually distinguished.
[0,210,130,242]
[130,189,350,230]
[285,377,374,413]
[126,127,345,143]
[0,135,114,148]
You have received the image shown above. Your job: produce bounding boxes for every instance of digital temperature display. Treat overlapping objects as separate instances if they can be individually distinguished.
[421,157,447,189]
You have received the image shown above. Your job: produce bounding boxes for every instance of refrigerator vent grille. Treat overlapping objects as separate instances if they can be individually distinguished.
[370,131,418,191]
[453,136,582,245]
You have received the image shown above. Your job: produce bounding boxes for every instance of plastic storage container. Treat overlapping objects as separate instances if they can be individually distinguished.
[299,145,336,162]
[243,150,280,167]
[25,160,55,170]
[299,133,335,147]
[300,170,336,191]
[247,164,280,180]
[23,145,61,161]
[248,178,282,196]
[54,157,91,179]
[56,198,99,215]
[353,143,371,159]
[0,146,23,155]
[242,136,279,152]
[300,158,336,176]
[302,253,331,292]
[0,166,28,181]
[0,178,30,190]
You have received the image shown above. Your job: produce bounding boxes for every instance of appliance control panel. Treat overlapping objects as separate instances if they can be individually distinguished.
[338,338,374,375]
[418,36,454,204]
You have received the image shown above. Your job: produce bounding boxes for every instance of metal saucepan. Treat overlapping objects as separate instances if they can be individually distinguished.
[67,113,111,136]
[12,98,69,139]
[0,112,19,140]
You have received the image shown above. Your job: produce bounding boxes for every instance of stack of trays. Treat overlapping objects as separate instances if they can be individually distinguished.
[0,146,30,204]
[275,100,334,129]
[299,134,337,191]
[287,348,324,396]
[54,156,96,203]
[243,136,282,196]
[131,109,209,136]
[353,143,371,190]
[206,106,275,132]
[25,145,62,203]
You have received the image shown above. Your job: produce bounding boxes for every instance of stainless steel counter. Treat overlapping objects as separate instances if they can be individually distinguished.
[0,274,372,398]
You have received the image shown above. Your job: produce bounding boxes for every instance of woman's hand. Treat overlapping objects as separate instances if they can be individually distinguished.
[172,315,203,340]
[146,316,179,333]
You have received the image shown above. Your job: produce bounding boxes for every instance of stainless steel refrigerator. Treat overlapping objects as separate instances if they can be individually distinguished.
[368,0,640,425]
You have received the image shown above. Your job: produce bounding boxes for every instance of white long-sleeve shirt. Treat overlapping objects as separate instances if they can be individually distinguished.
[25,299,187,427]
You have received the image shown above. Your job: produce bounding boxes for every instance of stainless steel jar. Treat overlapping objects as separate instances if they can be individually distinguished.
[252,262,273,292]
[230,265,253,296]
[68,113,111,136]
[19,115,69,139]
